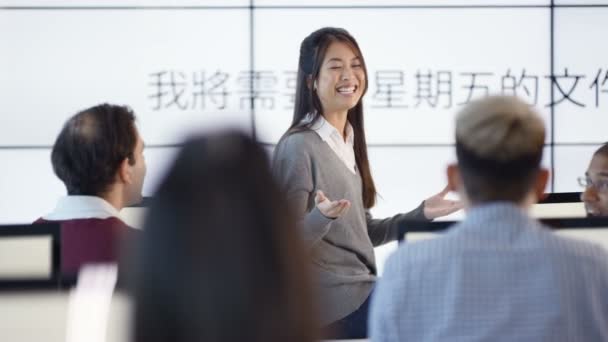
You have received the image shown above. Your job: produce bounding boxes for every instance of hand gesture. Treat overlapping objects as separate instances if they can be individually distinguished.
[315,190,351,219]
[423,185,463,219]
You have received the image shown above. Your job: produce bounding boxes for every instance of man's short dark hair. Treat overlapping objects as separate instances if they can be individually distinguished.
[455,96,545,204]
[51,103,137,196]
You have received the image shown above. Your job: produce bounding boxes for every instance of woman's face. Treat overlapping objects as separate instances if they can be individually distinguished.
[315,41,366,115]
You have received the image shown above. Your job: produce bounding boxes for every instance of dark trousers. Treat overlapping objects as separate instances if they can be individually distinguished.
[323,292,372,339]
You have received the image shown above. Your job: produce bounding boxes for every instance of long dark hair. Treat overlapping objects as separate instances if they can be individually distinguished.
[285,27,376,208]
[132,131,317,342]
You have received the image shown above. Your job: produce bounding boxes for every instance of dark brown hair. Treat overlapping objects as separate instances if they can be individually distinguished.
[51,103,137,196]
[594,142,608,158]
[285,27,377,208]
[132,131,318,342]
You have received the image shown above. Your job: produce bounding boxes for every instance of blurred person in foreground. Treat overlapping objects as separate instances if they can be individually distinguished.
[131,131,318,342]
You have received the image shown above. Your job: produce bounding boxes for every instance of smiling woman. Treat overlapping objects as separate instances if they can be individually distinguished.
[314,41,366,125]
[271,27,462,339]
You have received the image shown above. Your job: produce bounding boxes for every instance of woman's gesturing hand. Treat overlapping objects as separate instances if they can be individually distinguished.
[423,185,464,219]
[315,190,351,219]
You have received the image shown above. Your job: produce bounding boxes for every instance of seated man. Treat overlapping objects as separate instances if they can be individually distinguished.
[580,143,608,216]
[37,104,146,277]
[370,96,608,341]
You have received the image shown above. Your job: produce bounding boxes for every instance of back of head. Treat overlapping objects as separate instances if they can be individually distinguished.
[455,96,545,204]
[51,104,137,196]
[133,131,317,342]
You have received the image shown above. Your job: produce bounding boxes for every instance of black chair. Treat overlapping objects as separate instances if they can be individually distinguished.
[398,216,608,243]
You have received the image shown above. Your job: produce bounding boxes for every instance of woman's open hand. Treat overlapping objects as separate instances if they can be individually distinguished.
[423,185,463,219]
[315,190,351,219]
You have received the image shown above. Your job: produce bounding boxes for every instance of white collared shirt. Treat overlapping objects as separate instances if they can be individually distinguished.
[43,195,122,221]
[307,114,357,174]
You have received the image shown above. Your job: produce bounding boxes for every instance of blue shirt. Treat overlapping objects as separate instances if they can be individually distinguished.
[370,202,608,342]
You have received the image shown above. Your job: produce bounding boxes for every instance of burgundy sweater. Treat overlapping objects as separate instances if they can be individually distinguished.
[34,217,134,276]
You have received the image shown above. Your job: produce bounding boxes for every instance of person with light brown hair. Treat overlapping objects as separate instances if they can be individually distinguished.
[272,27,461,339]
[370,95,608,342]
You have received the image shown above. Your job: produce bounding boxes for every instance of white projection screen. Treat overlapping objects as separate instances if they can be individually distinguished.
[1,1,606,273]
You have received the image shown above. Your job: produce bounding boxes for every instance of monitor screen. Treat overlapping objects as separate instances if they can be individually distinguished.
[399,217,608,253]
[0,223,60,288]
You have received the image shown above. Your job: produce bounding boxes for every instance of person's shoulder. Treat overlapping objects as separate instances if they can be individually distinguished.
[278,129,318,146]
[57,217,135,231]
[276,130,320,155]
[107,216,136,229]
[538,225,608,265]
[385,234,453,276]
[101,217,139,240]
[379,239,443,288]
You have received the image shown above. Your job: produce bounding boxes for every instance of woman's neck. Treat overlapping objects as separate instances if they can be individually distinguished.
[322,110,348,140]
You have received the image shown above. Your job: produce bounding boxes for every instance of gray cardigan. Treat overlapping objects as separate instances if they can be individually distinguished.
[272,130,426,324]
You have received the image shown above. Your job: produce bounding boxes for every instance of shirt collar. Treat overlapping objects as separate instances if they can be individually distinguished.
[465,202,530,221]
[450,202,544,239]
[308,114,355,145]
[43,195,121,221]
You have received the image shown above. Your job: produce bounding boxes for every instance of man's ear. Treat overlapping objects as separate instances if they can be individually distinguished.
[535,168,550,202]
[118,158,132,184]
[447,164,461,192]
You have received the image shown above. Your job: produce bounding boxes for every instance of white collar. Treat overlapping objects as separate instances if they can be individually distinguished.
[43,196,122,221]
[304,113,357,174]
[309,114,355,145]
